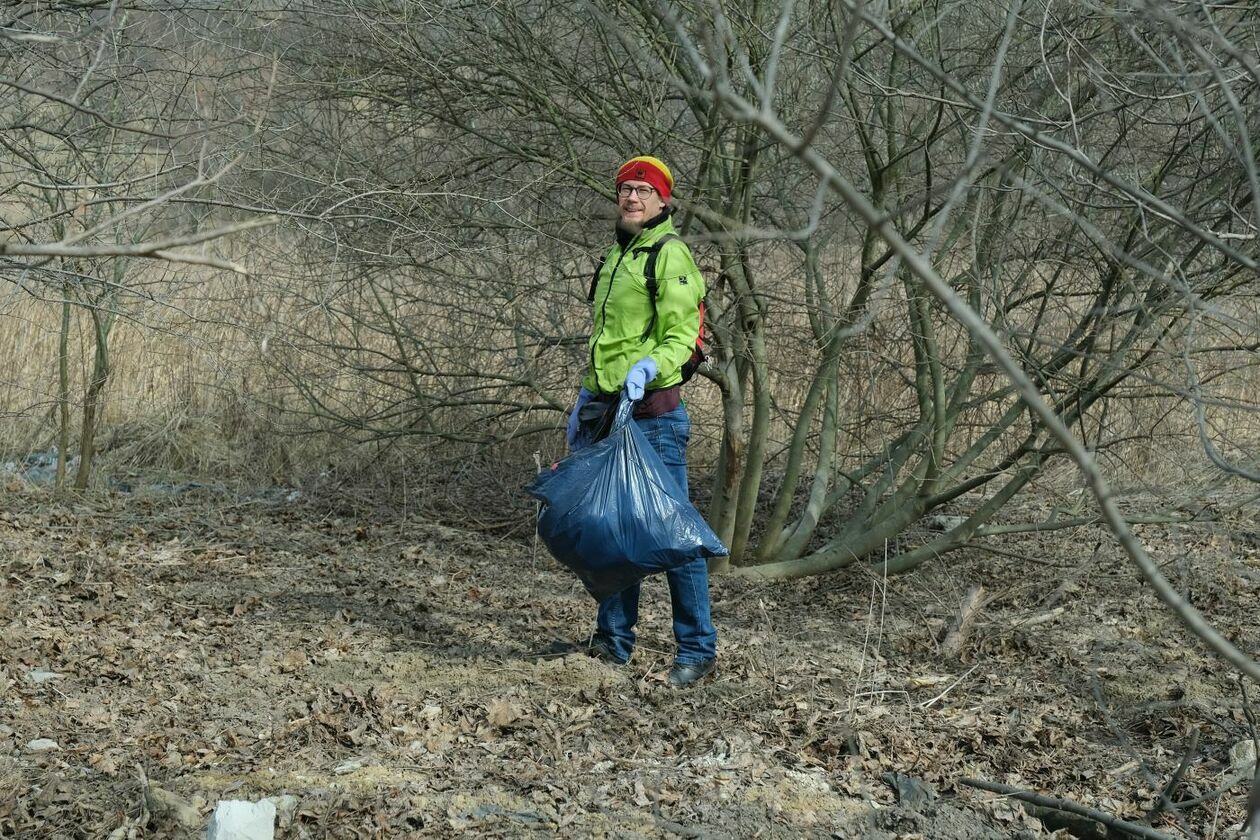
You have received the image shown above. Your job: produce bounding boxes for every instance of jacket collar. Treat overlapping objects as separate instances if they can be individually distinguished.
[615,207,672,251]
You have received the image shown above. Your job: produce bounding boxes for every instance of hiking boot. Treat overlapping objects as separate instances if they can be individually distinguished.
[668,658,716,688]
[587,636,628,666]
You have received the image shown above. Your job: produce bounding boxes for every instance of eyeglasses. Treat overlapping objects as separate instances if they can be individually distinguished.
[617,184,656,199]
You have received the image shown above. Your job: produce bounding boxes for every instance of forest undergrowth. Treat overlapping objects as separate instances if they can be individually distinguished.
[1,481,1256,839]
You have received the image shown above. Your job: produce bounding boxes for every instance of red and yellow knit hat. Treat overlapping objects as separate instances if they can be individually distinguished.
[616,155,673,203]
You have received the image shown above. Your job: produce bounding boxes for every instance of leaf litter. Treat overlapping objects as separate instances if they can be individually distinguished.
[0,483,1255,838]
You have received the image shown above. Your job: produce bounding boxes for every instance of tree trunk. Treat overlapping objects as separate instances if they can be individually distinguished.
[74,306,112,490]
[55,294,72,490]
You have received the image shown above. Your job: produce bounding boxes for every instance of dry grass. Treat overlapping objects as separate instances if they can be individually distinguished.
[0,269,292,483]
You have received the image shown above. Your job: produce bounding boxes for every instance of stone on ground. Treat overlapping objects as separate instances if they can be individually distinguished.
[205,799,276,840]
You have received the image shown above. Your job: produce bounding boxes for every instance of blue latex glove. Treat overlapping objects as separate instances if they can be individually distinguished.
[624,357,658,401]
[566,387,594,448]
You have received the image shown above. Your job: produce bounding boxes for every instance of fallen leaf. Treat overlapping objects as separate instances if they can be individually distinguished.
[486,699,524,728]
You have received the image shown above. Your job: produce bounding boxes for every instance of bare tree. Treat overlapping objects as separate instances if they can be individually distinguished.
[15,1,1247,618]
[253,0,1257,583]
[1,2,274,486]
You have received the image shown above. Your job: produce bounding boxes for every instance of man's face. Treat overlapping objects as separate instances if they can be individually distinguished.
[616,180,664,227]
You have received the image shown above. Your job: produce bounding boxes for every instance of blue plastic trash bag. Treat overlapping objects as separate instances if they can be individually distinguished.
[527,396,729,601]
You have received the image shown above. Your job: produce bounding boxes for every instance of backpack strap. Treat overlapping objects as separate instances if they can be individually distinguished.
[587,253,607,303]
[640,234,680,340]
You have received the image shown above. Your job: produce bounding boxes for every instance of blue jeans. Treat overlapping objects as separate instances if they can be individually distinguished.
[583,404,718,665]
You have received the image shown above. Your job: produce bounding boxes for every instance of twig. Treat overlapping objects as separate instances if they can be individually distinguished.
[0,77,199,140]
[696,31,1260,682]
[1236,679,1260,838]
[0,217,278,273]
[759,597,778,698]
[1091,672,1198,838]
[849,542,889,717]
[1035,542,1102,613]
[1021,606,1065,627]
[1170,774,1250,811]
[959,777,1179,840]
[654,816,714,839]
[649,784,717,839]
[974,513,1207,538]
[917,663,979,709]
[529,450,542,599]
[941,585,985,659]
[1184,307,1260,484]
[1150,727,1199,820]
[134,764,151,827]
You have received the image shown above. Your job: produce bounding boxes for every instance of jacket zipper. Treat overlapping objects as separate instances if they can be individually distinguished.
[591,245,633,393]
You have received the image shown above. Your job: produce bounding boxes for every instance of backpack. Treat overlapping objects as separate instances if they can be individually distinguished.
[587,234,708,384]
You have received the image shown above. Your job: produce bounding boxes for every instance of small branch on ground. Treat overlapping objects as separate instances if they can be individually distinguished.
[959,777,1180,840]
[1170,773,1253,811]
[1090,672,1198,838]
[134,764,151,828]
[654,817,714,839]
[1238,679,1260,839]
[1150,727,1199,821]
[941,585,985,660]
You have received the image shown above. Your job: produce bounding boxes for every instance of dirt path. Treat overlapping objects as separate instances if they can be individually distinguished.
[1,484,1255,837]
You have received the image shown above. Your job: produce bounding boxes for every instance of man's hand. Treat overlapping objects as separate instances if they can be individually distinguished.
[624,357,658,401]
[566,387,594,449]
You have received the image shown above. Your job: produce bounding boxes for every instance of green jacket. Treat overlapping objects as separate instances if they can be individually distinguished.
[583,214,705,395]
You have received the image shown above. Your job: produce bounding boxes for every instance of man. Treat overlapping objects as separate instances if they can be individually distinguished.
[566,155,718,688]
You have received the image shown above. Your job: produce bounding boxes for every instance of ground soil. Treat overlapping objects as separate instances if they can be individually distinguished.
[1,481,1256,839]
